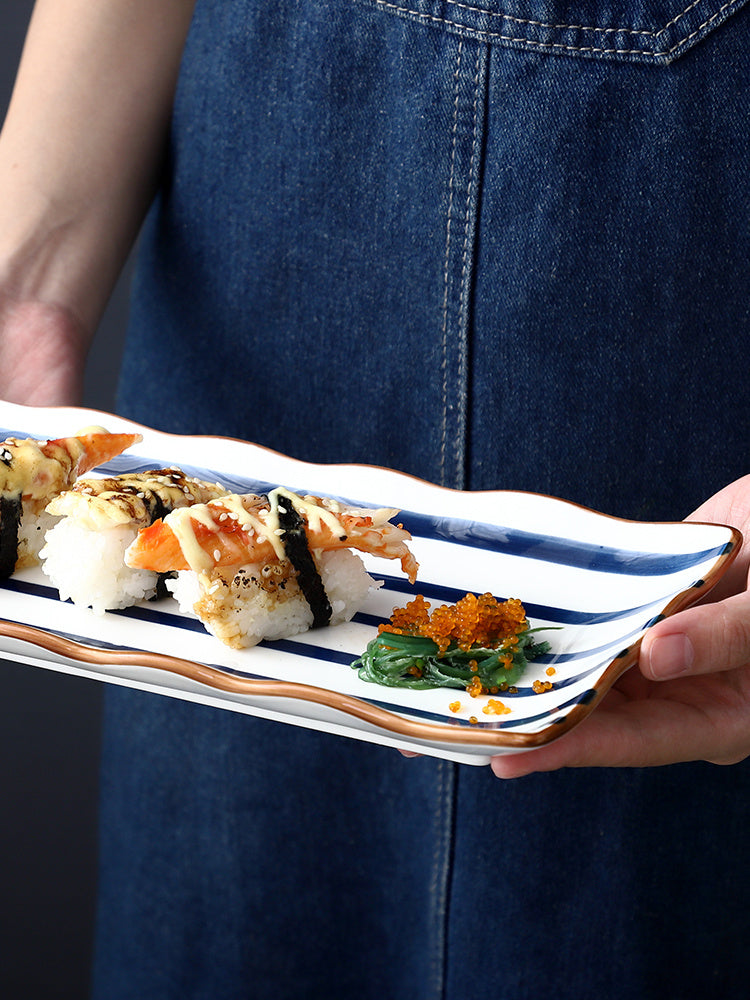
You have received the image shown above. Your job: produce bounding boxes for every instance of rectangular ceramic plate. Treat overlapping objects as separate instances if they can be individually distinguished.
[0,401,740,764]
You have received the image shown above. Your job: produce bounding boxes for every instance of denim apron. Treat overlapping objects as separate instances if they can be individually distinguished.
[95,1,750,997]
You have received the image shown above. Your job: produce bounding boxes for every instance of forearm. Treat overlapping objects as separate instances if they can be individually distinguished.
[0,0,196,337]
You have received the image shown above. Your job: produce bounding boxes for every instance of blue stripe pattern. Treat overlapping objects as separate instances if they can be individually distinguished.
[2,431,729,582]
[99,451,734,589]
[0,427,733,737]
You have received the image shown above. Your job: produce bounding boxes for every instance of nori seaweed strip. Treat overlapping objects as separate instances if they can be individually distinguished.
[0,494,22,579]
[145,492,173,525]
[275,495,332,628]
[151,571,176,602]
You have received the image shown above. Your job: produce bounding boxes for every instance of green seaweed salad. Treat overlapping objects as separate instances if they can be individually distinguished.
[351,593,552,692]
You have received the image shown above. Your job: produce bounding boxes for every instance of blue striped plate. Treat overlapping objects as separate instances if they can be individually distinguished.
[0,402,740,764]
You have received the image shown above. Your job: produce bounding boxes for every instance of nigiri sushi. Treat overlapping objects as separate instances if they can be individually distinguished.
[40,468,228,614]
[125,487,418,649]
[0,428,142,577]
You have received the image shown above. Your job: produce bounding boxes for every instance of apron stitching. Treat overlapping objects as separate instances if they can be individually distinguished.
[453,41,482,486]
[428,760,457,999]
[364,0,746,58]
[439,38,464,487]
[404,0,704,37]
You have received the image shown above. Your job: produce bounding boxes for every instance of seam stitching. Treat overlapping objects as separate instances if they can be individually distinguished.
[367,0,745,57]
[439,38,463,485]
[454,43,481,484]
[428,762,452,998]
[440,0,704,37]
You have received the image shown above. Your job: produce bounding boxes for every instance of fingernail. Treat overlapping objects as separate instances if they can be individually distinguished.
[647,633,694,679]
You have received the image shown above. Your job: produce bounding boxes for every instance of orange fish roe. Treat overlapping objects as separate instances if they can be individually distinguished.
[482,698,511,716]
[380,592,530,656]
[532,679,554,693]
[466,675,484,698]
[449,701,462,713]
[546,666,556,677]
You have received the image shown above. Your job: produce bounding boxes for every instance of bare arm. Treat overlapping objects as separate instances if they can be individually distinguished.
[0,0,196,404]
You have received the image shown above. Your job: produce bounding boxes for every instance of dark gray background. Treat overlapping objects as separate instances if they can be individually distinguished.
[1,4,130,996]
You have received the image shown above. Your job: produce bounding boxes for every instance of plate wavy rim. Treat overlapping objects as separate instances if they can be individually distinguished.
[0,401,743,753]
[0,536,739,751]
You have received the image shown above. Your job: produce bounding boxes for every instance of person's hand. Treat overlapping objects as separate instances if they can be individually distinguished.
[0,296,87,406]
[491,476,750,778]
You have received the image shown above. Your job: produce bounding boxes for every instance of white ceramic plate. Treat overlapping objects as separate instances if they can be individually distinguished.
[0,401,740,764]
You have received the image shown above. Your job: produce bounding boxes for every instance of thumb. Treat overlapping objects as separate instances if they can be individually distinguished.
[641,591,750,680]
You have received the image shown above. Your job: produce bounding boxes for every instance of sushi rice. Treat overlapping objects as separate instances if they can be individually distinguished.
[39,468,228,615]
[17,508,58,569]
[40,517,162,614]
[168,548,380,649]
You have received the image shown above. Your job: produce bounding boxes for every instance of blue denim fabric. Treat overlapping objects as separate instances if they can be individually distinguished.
[94,1,750,997]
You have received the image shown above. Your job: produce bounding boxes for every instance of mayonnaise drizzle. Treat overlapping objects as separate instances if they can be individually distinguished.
[271,487,346,539]
[46,471,227,530]
[0,438,85,500]
[166,487,349,573]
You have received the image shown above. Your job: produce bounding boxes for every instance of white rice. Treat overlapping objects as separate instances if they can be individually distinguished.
[40,519,159,615]
[17,507,58,569]
[168,548,379,649]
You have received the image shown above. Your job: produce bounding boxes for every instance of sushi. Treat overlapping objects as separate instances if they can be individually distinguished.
[40,468,228,614]
[0,429,142,578]
[125,487,418,649]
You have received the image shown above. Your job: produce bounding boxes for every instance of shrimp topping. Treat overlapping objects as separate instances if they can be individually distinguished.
[0,429,142,579]
[46,468,227,530]
[0,430,142,511]
[125,487,419,583]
